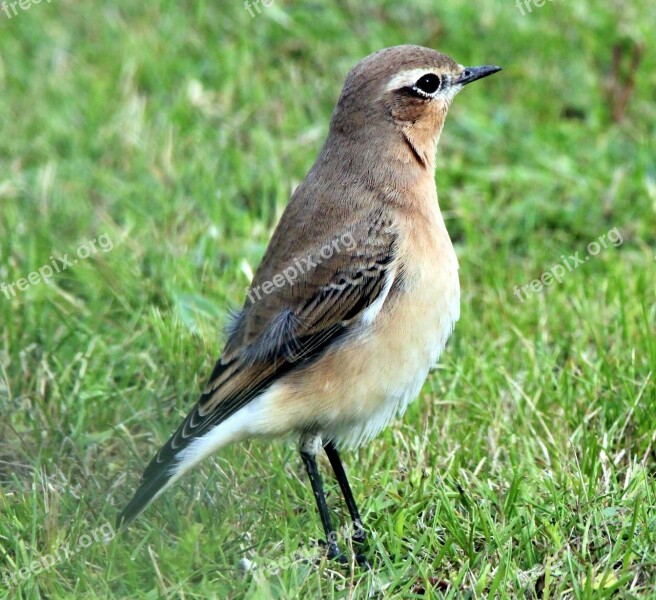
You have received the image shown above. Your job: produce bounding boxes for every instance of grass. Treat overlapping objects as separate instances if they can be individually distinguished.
[0,0,655,597]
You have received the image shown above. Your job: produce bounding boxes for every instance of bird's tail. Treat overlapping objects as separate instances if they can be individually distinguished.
[116,465,175,529]
[117,397,264,529]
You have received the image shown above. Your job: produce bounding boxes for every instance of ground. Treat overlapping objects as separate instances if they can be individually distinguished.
[0,0,655,598]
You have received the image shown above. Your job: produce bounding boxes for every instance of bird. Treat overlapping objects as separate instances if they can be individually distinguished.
[117,45,501,560]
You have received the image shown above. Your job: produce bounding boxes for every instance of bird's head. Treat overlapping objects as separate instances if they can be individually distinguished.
[328,45,501,173]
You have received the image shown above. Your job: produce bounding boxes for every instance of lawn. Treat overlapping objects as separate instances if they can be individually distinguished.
[0,0,655,598]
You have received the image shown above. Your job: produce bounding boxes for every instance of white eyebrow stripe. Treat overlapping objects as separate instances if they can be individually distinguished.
[385,68,440,92]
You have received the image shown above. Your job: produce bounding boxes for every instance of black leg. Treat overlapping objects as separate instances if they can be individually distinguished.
[323,440,366,546]
[300,448,342,560]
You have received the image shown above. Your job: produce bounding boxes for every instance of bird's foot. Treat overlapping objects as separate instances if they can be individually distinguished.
[355,553,371,569]
[326,543,346,563]
[351,530,367,548]
[319,540,370,568]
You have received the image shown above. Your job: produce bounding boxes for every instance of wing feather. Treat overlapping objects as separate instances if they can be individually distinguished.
[144,223,396,476]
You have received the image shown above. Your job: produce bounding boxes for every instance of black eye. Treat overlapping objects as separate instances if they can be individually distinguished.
[413,73,442,96]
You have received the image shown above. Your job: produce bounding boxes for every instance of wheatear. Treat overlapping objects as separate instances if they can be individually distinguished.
[118,45,500,560]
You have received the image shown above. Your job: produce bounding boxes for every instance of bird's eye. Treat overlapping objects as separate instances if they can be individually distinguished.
[413,73,442,96]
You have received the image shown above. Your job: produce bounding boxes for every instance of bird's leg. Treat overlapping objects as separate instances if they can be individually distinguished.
[300,435,342,561]
[323,440,366,547]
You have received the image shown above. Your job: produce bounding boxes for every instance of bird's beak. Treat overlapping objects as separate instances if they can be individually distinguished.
[456,65,502,86]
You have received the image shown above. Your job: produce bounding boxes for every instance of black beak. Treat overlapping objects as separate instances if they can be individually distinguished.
[456,65,502,86]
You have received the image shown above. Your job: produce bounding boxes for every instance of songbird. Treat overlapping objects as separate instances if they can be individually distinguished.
[117,45,500,560]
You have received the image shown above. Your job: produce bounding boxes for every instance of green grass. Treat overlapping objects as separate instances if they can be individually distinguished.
[1,0,655,597]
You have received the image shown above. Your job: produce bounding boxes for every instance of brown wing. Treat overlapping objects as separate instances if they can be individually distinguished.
[141,209,397,478]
